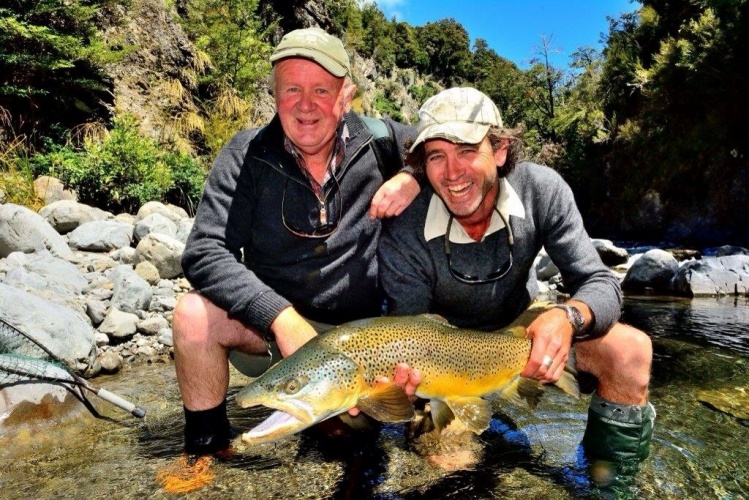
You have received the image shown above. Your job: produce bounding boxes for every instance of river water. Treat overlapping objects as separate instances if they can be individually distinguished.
[1,295,748,499]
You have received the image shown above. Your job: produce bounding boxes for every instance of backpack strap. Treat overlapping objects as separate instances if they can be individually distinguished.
[360,116,403,180]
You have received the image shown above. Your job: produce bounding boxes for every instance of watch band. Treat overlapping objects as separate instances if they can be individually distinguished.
[553,304,585,336]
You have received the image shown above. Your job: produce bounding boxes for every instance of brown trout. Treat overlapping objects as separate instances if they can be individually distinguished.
[235,314,579,444]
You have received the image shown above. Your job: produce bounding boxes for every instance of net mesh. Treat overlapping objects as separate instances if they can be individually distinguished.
[0,319,75,386]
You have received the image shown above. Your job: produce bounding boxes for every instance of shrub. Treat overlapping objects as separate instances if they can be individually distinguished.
[0,135,42,210]
[30,114,206,214]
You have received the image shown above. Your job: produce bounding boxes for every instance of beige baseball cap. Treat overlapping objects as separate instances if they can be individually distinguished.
[270,27,350,77]
[410,87,503,152]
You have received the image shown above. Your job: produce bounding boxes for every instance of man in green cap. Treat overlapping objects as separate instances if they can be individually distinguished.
[173,27,420,455]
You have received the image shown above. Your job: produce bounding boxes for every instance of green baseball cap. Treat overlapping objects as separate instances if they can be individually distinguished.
[270,27,351,77]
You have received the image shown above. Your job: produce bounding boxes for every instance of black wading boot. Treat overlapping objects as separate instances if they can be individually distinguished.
[581,393,656,497]
[183,400,236,456]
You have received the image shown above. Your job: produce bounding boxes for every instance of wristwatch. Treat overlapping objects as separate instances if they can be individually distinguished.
[553,304,586,337]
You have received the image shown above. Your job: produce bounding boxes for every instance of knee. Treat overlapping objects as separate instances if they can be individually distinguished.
[173,292,209,341]
[611,325,653,388]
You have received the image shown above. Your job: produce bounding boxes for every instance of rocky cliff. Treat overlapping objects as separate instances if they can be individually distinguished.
[99,0,426,144]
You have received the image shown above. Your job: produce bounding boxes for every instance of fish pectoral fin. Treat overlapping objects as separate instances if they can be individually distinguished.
[356,383,414,423]
[498,376,545,410]
[442,397,492,435]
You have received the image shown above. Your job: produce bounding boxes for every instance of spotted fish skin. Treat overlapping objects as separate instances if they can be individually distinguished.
[235,314,579,445]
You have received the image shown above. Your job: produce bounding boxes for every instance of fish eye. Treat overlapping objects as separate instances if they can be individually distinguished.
[284,379,301,394]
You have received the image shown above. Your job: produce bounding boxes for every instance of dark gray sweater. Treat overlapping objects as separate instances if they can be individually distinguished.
[379,161,622,334]
[182,112,415,333]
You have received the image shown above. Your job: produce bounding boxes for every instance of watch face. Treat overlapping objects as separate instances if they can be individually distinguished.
[570,306,585,332]
[556,304,584,335]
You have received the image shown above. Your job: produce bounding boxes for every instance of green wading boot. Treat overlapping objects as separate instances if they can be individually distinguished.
[183,400,236,456]
[581,393,656,495]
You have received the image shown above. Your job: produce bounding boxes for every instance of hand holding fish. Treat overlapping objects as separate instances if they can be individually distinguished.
[521,301,591,383]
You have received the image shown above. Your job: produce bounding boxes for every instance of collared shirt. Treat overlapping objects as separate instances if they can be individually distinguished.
[423,177,526,243]
[284,123,350,198]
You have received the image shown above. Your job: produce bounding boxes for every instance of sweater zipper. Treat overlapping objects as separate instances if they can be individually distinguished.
[254,136,373,227]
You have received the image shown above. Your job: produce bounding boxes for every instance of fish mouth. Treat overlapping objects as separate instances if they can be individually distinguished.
[242,410,313,445]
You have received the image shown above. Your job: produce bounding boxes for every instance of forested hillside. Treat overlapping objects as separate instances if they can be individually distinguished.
[1,0,747,245]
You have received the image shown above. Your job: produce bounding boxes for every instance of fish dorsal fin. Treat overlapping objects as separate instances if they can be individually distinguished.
[497,375,545,410]
[442,396,493,434]
[420,313,454,327]
[356,383,414,423]
[503,326,528,338]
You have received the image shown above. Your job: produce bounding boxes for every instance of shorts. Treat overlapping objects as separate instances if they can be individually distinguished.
[229,318,336,378]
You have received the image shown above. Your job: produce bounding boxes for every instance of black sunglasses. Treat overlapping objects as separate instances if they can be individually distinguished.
[281,174,342,239]
[444,207,514,284]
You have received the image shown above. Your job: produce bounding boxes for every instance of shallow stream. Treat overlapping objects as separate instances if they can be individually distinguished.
[1,296,748,499]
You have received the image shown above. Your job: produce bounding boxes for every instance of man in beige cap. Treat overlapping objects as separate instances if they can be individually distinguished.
[380,87,655,482]
[173,27,420,455]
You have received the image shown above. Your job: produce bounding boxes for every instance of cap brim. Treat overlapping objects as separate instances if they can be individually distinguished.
[270,48,348,77]
[409,123,491,153]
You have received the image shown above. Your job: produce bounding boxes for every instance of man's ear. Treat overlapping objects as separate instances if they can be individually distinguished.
[494,140,509,167]
[342,83,357,113]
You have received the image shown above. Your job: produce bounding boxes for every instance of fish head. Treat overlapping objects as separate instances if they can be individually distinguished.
[235,343,365,444]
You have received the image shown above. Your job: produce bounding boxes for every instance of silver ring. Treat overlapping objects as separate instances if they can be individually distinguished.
[542,355,553,368]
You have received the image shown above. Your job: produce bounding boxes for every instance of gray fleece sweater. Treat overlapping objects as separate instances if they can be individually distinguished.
[379,161,622,334]
[182,112,414,333]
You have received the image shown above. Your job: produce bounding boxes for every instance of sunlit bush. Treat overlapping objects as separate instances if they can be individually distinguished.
[30,114,206,215]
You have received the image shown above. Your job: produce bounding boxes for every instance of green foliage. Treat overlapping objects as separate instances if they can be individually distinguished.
[416,19,472,85]
[600,1,747,241]
[360,4,397,70]
[181,0,273,100]
[0,0,122,142]
[408,82,440,104]
[0,133,42,210]
[392,22,429,70]
[199,88,252,159]
[30,114,206,214]
[468,39,526,127]
[373,93,403,122]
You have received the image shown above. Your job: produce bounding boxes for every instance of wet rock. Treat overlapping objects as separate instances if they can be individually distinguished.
[593,239,629,266]
[697,386,749,420]
[672,255,749,296]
